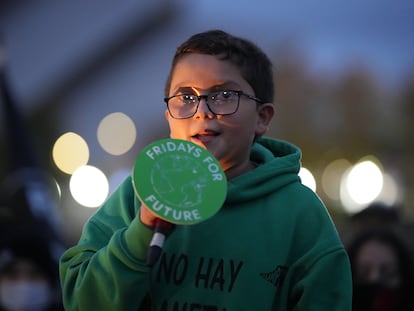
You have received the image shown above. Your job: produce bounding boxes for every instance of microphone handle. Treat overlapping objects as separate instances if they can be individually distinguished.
[147,218,174,267]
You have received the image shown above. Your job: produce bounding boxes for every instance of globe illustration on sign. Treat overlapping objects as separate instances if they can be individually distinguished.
[150,153,209,208]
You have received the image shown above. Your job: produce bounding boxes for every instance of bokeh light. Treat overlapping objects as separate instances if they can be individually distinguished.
[52,132,89,174]
[346,160,383,204]
[376,173,400,206]
[97,112,137,155]
[340,158,384,214]
[69,165,109,208]
[322,159,352,201]
[299,167,316,192]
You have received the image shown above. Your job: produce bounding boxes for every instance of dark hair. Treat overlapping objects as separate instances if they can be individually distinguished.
[347,229,414,301]
[164,29,274,103]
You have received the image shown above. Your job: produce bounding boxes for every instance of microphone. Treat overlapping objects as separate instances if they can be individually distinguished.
[146,218,174,267]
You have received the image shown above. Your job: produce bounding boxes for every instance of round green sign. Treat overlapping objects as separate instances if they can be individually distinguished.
[132,138,227,225]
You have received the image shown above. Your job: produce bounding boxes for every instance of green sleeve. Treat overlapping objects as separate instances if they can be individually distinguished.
[280,186,353,310]
[59,177,154,311]
[290,246,353,310]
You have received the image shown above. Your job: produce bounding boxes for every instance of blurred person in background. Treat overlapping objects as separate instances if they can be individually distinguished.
[0,224,64,311]
[339,202,402,246]
[347,228,414,310]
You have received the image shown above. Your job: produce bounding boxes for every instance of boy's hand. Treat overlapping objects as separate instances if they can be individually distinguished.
[139,204,158,228]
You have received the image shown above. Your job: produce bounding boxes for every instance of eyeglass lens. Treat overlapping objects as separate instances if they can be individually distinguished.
[168,91,240,119]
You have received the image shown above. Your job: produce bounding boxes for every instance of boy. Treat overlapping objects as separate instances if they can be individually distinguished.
[60,29,352,310]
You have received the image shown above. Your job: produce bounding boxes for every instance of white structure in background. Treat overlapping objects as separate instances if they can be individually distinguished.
[69,165,109,208]
[299,167,316,192]
[340,157,397,214]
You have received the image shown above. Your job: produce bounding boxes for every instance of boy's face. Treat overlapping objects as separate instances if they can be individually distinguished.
[166,53,274,176]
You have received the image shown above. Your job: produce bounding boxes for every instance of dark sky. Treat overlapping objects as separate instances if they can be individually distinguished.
[195,0,414,86]
[1,0,413,112]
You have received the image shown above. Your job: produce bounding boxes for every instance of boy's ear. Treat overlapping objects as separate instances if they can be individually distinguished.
[165,109,171,122]
[255,103,275,136]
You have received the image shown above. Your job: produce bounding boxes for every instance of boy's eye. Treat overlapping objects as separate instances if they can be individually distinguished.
[181,94,197,104]
[213,90,237,101]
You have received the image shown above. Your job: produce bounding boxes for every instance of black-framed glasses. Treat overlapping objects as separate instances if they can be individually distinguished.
[164,90,263,119]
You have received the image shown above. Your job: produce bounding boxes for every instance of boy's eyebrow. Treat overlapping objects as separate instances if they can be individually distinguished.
[173,86,195,95]
[172,82,242,95]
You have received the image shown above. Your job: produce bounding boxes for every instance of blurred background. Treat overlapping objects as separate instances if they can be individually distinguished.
[0,0,413,248]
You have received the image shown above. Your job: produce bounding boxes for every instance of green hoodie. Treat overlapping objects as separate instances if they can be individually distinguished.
[60,137,352,310]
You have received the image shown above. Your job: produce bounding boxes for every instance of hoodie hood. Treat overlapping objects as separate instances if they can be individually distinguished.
[226,136,301,205]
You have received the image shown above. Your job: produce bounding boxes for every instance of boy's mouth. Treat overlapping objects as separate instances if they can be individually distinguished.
[191,130,219,144]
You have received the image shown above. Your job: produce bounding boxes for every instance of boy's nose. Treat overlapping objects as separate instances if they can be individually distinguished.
[194,97,214,118]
